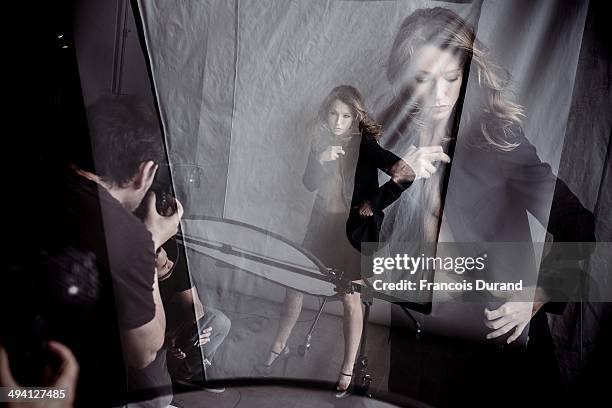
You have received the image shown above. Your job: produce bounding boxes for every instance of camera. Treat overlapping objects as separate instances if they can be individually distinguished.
[151,163,178,216]
[134,163,177,218]
[154,189,177,217]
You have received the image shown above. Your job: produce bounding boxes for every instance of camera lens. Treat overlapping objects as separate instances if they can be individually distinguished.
[156,190,177,216]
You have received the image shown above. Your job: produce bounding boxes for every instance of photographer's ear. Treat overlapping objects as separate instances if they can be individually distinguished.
[134,161,158,192]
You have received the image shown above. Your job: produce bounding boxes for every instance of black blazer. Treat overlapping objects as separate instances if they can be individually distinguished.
[352,125,594,307]
[346,133,411,251]
[441,128,594,304]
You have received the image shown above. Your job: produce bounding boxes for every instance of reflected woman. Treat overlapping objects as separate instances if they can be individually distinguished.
[367,7,594,406]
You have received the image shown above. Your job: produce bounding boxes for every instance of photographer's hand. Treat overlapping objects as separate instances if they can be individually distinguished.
[143,192,184,251]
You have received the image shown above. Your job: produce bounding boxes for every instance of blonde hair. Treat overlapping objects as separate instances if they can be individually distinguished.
[385,7,523,151]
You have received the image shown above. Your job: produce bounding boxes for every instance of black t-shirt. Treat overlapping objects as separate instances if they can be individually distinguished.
[14,170,157,407]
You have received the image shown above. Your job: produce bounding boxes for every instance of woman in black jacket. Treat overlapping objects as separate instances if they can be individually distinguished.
[257,86,441,396]
[258,86,369,396]
[351,7,595,406]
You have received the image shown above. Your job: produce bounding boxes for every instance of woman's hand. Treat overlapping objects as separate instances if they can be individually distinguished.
[357,200,374,218]
[483,300,546,344]
[318,145,345,163]
[396,145,450,181]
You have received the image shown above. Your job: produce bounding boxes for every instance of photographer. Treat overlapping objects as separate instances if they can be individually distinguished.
[7,94,183,408]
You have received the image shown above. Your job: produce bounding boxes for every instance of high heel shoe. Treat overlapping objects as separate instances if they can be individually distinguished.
[335,371,353,398]
[253,345,290,376]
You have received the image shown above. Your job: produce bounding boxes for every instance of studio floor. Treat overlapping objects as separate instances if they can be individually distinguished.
[199,289,394,392]
[172,384,430,408]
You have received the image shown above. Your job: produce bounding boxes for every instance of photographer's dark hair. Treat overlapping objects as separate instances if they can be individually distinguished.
[79,94,165,186]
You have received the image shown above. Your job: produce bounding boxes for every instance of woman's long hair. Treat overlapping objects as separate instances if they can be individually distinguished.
[383,7,523,152]
[318,85,382,139]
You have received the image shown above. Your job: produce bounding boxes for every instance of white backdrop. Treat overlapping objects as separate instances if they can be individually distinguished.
[134,0,596,320]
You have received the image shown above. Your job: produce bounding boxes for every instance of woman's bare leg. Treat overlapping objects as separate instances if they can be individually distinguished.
[337,291,363,390]
[265,289,304,365]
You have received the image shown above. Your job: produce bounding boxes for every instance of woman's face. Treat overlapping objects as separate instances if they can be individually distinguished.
[326,99,355,137]
[155,247,174,277]
[405,45,463,122]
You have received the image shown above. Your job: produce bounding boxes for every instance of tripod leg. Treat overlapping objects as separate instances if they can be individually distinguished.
[298,297,328,356]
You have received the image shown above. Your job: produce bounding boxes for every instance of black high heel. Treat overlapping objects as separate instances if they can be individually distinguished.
[254,345,290,376]
[335,371,353,398]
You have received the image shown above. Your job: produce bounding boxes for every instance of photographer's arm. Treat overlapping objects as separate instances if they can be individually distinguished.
[118,192,183,368]
[121,273,166,369]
